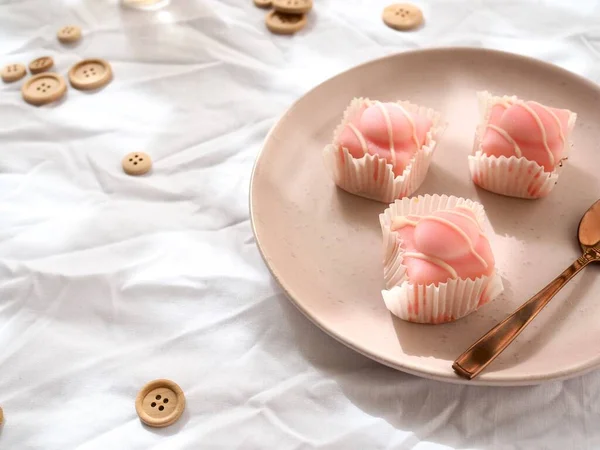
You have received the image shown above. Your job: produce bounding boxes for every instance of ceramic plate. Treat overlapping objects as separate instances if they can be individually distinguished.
[250,48,600,386]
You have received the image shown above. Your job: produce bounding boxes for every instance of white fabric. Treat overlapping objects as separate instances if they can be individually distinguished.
[1,0,600,448]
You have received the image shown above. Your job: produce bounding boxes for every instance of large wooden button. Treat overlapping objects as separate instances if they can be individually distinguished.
[253,0,271,7]
[265,10,307,35]
[57,25,82,44]
[122,152,152,175]
[1,63,26,83]
[21,73,67,106]
[382,3,423,31]
[29,56,54,74]
[68,59,112,91]
[135,379,185,428]
[272,0,312,14]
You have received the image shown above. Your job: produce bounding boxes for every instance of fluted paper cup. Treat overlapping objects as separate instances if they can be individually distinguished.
[469,91,577,199]
[380,194,504,324]
[323,98,444,204]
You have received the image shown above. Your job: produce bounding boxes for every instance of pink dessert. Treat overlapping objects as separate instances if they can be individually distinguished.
[480,98,571,172]
[381,195,503,323]
[391,205,495,287]
[337,101,433,176]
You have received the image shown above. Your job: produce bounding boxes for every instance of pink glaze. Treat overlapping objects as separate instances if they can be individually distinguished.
[481,99,571,172]
[337,101,433,176]
[391,206,495,286]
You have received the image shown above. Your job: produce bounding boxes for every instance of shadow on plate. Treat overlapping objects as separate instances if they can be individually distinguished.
[491,263,598,371]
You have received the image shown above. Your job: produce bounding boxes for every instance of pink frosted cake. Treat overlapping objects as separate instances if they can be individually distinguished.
[323,98,444,203]
[469,91,577,199]
[380,194,503,324]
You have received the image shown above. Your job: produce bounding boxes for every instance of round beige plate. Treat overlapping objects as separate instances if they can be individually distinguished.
[382,3,423,31]
[253,0,271,8]
[68,59,112,90]
[135,379,185,428]
[21,73,67,106]
[57,25,82,43]
[265,10,307,35]
[1,63,26,82]
[250,48,600,386]
[272,0,312,14]
[29,56,54,74]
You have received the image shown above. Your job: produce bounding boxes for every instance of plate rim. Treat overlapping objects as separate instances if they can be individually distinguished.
[249,47,600,386]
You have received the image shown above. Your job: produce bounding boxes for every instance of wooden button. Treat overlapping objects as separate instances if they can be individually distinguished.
[29,56,54,74]
[1,63,26,83]
[253,0,271,7]
[21,73,67,106]
[265,10,307,35]
[272,0,312,14]
[122,152,151,175]
[69,59,112,91]
[382,3,423,31]
[135,379,185,428]
[57,25,82,43]
[0,406,3,424]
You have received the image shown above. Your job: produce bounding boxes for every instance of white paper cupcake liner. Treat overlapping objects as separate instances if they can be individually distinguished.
[380,194,504,324]
[469,91,577,199]
[323,98,444,204]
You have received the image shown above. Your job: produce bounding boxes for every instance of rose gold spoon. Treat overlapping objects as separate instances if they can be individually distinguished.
[453,199,600,380]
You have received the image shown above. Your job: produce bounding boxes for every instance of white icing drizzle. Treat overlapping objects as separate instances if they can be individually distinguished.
[487,124,523,158]
[441,209,483,232]
[391,217,419,230]
[530,101,565,146]
[347,123,368,154]
[424,216,488,269]
[375,102,396,166]
[403,252,459,279]
[392,208,489,279]
[390,103,420,148]
[517,101,555,167]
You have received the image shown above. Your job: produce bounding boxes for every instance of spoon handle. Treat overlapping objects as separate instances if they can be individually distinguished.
[453,247,600,380]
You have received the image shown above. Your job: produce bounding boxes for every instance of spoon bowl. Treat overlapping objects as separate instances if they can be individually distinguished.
[578,199,600,251]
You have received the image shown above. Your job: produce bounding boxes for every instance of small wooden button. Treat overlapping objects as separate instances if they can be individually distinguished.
[68,59,112,91]
[253,0,271,8]
[0,406,3,424]
[57,25,82,44]
[29,56,54,74]
[1,63,26,83]
[272,0,312,14]
[382,3,423,31]
[265,10,307,35]
[21,73,67,106]
[122,152,152,175]
[135,379,185,428]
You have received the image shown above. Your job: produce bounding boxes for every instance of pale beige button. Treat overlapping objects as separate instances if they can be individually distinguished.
[272,0,312,14]
[29,56,54,75]
[135,379,185,428]
[21,73,67,106]
[253,0,271,7]
[266,10,307,35]
[57,25,82,44]
[1,63,26,83]
[382,3,423,31]
[68,59,113,91]
[122,152,152,175]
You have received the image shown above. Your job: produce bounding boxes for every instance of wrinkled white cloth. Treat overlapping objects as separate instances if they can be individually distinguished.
[1,0,600,449]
